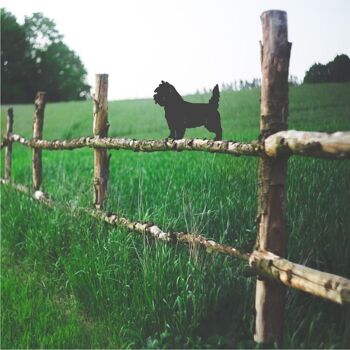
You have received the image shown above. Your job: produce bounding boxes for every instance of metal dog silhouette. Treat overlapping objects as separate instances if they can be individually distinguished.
[153,81,222,140]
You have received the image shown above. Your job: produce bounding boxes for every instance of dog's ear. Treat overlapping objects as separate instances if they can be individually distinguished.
[166,82,173,93]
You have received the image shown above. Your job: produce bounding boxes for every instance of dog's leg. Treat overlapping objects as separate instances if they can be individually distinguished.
[206,111,222,140]
[175,127,185,139]
[169,129,176,138]
[165,112,176,138]
[214,128,222,141]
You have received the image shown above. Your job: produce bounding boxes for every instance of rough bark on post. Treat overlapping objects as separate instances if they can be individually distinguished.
[5,108,14,179]
[93,74,109,209]
[255,10,291,345]
[32,92,46,191]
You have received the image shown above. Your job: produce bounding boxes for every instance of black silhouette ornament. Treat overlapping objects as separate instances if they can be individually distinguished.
[153,81,222,140]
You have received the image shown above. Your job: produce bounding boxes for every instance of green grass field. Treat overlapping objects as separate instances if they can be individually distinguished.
[1,83,350,349]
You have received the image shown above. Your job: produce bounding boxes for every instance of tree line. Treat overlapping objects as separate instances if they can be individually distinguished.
[206,54,350,94]
[197,76,300,94]
[303,54,350,84]
[1,8,90,103]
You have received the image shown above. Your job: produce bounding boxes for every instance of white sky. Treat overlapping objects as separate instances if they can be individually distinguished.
[2,0,350,100]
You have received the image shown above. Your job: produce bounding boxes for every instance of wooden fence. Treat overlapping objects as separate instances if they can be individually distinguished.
[1,10,350,346]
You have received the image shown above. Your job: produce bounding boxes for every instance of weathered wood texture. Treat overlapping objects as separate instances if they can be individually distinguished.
[86,209,250,261]
[32,92,46,190]
[265,130,350,159]
[5,108,14,179]
[7,134,30,146]
[93,74,109,209]
[2,177,350,306]
[7,133,260,156]
[250,250,350,305]
[255,10,292,345]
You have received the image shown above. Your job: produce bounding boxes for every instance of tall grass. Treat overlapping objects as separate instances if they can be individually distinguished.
[1,83,350,348]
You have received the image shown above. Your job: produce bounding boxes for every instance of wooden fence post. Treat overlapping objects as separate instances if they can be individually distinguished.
[254,10,291,345]
[5,108,14,179]
[93,74,109,209]
[32,92,46,191]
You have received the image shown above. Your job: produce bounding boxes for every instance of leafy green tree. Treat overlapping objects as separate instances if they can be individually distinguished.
[303,63,330,83]
[1,8,35,103]
[327,54,350,83]
[23,12,63,51]
[1,9,90,103]
[304,54,350,84]
[38,42,90,101]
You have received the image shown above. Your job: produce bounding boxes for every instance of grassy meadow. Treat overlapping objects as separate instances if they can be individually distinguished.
[1,83,350,348]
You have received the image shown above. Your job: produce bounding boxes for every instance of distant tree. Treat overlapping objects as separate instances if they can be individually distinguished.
[327,54,350,83]
[304,54,350,84]
[1,8,35,103]
[304,63,330,83]
[1,8,90,103]
[233,80,237,90]
[38,42,90,101]
[23,12,63,51]
[288,75,300,86]
[220,78,262,92]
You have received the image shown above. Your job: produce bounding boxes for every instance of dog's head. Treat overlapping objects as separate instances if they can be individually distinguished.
[153,81,181,106]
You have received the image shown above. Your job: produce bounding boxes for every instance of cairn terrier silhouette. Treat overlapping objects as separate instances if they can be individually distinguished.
[153,81,222,140]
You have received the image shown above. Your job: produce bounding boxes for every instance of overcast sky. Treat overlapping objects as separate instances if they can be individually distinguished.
[2,0,350,100]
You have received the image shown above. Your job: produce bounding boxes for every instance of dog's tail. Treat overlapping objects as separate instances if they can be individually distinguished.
[209,84,220,109]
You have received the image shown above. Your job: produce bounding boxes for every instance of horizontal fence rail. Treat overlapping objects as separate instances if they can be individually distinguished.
[250,251,350,304]
[265,130,350,159]
[2,178,350,305]
[2,130,350,159]
[3,133,261,156]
